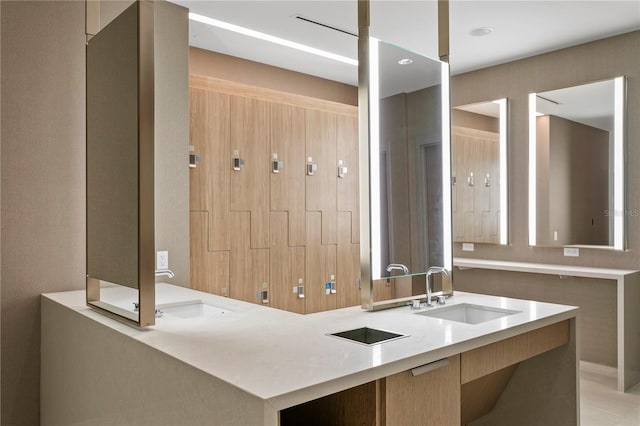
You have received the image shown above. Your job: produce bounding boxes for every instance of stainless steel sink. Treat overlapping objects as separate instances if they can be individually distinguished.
[329,327,407,345]
[415,303,520,324]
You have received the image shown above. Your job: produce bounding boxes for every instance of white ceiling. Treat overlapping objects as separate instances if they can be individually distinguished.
[172,0,639,86]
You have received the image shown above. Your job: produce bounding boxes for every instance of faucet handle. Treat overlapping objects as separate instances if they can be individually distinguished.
[437,295,446,305]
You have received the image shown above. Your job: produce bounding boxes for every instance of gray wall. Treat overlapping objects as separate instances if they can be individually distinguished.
[1,2,86,424]
[1,1,189,423]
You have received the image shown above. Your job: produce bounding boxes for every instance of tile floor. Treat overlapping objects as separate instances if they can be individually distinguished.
[580,361,640,426]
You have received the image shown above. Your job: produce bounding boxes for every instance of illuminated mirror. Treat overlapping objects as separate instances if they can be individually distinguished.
[528,77,625,249]
[452,99,507,245]
[361,37,452,309]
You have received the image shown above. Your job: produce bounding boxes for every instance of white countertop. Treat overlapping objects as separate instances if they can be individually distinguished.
[454,257,638,279]
[43,284,577,410]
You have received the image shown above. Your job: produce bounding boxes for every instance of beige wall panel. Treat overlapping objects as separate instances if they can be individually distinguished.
[456,268,617,366]
[230,96,270,249]
[270,212,305,314]
[305,109,337,245]
[189,89,232,251]
[229,212,269,304]
[305,212,337,313]
[189,211,229,296]
[1,2,86,423]
[337,212,361,308]
[384,355,461,426]
[154,1,190,286]
[451,30,640,268]
[189,47,357,106]
[270,103,306,247]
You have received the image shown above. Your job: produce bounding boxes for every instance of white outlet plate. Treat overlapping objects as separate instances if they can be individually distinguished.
[563,247,579,257]
[157,251,169,269]
[462,243,474,252]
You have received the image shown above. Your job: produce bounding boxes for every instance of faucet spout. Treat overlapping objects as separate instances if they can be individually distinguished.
[426,266,449,307]
[155,269,175,279]
[386,263,409,275]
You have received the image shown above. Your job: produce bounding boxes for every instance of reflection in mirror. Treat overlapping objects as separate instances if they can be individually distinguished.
[528,77,625,249]
[451,99,507,244]
[369,39,452,282]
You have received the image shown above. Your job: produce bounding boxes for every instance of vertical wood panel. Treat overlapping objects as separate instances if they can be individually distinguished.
[229,212,269,304]
[336,115,360,243]
[189,211,229,296]
[337,212,360,308]
[189,89,231,251]
[306,109,337,245]
[270,211,305,314]
[305,212,337,313]
[230,96,270,249]
[270,103,306,247]
[384,355,461,426]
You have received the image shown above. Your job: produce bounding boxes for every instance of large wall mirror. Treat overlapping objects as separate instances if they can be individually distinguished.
[361,37,452,309]
[528,77,626,249]
[451,99,507,245]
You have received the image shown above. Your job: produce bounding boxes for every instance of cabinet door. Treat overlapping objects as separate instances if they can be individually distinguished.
[270,211,305,314]
[305,211,337,313]
[383,355,460,426]
[306,109,337,245]
[230,96,270,249]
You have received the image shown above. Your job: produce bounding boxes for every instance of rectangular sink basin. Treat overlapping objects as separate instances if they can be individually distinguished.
[159,301,231,319]
[329,327,407,345]
[415,303,520,324]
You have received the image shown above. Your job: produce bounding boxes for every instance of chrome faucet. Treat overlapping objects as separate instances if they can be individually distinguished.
[386,263,409,275]
[155,269,175,278]
[426,266,449,307]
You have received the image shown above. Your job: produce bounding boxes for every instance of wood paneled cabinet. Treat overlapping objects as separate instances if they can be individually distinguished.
[452,126,500,244]
[189,75,360,314]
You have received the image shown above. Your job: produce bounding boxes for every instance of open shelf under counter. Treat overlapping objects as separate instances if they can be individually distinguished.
[453,257,640,392]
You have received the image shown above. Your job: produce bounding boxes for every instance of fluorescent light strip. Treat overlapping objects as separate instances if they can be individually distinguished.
[528,93,537,246]
[497,98,508,245]
[613,76,625,250]
[441,61,452,271]
[189,13,358,66]
[369,38,382,278]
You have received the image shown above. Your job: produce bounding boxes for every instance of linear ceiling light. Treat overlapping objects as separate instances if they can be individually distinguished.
[189,13,358,66]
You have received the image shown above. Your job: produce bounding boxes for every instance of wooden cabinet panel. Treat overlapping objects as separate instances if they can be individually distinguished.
[336,115,359,243]
[305,212,337,313]
[230,96,270,249]
[383,355,461,426]
[229,211,270,304]
[270,104,306,247]
[337,212,360,308]
[189,211,229,296]
[270,212,305,314]
[461,320,569,383]
[189,88,231,251]
[306,109,337,245]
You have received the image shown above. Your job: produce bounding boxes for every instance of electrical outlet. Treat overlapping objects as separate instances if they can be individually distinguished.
[157,251,169,269]
[563,247,579,257]
[462,243,474,251]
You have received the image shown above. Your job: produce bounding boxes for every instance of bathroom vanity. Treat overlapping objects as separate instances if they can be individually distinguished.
[41,284,578,425]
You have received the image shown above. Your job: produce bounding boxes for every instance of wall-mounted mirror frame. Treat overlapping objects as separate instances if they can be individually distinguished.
[528,77,626,250]
[359,27,452,310]
[86,1,156,327]
[451,99,508,245]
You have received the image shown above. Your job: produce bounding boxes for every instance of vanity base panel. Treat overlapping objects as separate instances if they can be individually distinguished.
[41,298,266,426]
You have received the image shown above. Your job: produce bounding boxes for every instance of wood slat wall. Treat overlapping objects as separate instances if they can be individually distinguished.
[189,76,360,313]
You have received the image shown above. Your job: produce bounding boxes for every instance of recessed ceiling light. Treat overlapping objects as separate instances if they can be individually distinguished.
[398,58,413,65]
[470,27,493,37]
[189,12,358,66]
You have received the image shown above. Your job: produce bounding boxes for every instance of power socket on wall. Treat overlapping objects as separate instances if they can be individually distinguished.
[157,251,169,269]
